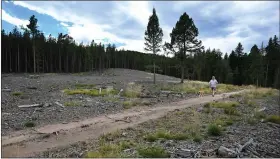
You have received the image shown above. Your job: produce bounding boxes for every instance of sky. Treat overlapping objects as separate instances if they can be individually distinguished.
[1,1,279,54]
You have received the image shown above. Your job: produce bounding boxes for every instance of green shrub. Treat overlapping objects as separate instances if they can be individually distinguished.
[193,135,203,143]
[12,92,23,96]
[207,124,222,136]
[137,146,170,158]
[224,107,239,115]
[24,121,35,127]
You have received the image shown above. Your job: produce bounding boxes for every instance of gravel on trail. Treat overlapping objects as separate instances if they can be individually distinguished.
[1,69,189,136]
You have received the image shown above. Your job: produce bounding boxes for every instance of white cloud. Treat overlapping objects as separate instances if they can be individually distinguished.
[2,9,29,27]
[172,1,204,12]
[7,1,279,54]
[60,22,69,27]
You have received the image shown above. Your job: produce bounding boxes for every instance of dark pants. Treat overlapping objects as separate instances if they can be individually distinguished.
[211,87,216,91]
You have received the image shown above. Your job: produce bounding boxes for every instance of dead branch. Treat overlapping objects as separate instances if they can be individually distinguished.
[55,102,65,108]
[238,138,254,153]
[2,89,11,92]
[18,103,43,108]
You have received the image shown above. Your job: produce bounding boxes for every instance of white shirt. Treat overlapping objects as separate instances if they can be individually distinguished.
[209,79,218,88]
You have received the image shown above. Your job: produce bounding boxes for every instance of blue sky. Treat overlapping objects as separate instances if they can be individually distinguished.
[2,1,279,54]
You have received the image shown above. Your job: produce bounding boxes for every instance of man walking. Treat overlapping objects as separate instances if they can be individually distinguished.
[209,76,218,97]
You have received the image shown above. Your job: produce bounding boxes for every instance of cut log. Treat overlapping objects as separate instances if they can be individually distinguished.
[18,104,43,108]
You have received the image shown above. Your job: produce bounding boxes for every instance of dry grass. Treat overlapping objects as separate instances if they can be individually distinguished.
[144,130,189,141]
[266,115,280,124]
[123,83,142,98]
[122,100,140,109]
[160,80,242,94]
[100,130,122,141]
[137,146,170,158]
[207,124,222,136]
[208,101,239,108]
[244,88,279,99]
[63,88,117,96]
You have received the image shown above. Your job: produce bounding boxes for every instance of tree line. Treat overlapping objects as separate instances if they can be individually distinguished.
[1,10,280,88]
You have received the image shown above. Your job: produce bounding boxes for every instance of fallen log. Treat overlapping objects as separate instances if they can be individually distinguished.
[18,104,43,108]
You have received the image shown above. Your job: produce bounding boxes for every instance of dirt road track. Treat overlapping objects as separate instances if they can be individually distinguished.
[1,90,246,157]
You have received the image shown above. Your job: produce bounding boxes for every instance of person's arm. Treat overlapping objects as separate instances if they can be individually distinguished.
[215,80,218,84]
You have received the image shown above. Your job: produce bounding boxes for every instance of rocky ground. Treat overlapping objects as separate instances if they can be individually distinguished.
[1,69,193,135]
[35,90,280,158]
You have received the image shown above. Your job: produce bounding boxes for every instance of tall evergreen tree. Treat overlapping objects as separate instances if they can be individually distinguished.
[165,12,203,83]
[248,45,263,86]
[144,8,163,84]
[26,15,39,73]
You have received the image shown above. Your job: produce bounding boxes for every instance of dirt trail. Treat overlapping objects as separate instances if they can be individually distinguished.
[1,90,246,157]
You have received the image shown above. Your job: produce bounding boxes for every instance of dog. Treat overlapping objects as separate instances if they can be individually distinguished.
[197,90,204,97]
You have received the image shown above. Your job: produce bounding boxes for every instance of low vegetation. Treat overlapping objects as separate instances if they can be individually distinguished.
[137,146,170,158]
[100,130,122,141]
[122,100,140,109]
[243,88,278,99]
[266,115,280,124]
[86,143,122,158]
[12,91,23,96]
[205,101,240,116]
[144,130,189,141]
[208,101,239,108]
[123,83,142,98]
[160,80,242,94]
[63,88,117,96]
[24,121,35,127]
[207,124,222,136]
[86,139,136,158]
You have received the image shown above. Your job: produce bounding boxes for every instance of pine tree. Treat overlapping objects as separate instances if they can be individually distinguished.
[26,15,39,73]
[248,45,263,86]
[144,8,163,84]
[165,12,203,83]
